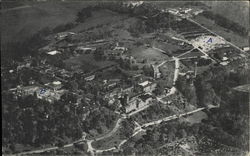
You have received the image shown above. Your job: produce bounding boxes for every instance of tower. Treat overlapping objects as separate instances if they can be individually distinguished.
[194,61,198,78]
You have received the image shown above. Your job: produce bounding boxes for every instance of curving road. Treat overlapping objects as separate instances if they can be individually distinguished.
[92,107,206,154]
[1,5,32,13]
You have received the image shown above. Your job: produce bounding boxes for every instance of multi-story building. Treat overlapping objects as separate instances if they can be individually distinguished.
[123,93,153,113]
[138,80,157,93]
[16,85,40,96]
[151,64,161,79]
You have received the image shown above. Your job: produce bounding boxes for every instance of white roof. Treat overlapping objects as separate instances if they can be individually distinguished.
[47,50,61,55]
[201,55,209,59]
[220,61,229,66]
[77,47,94,50]
[139,81,150,87]
[52,81,62,85]
[243,47,249,51]
[222,57,228,61]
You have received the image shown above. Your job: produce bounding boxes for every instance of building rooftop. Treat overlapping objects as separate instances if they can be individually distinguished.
[138,81,151,87]
[52,81,62,85]
[139,93,152,102]
[47,50,61,55]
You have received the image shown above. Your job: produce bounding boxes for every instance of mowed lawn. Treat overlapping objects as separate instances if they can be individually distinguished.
[64,54,116,72]
[153,41,180,53]
[131,46,170,63]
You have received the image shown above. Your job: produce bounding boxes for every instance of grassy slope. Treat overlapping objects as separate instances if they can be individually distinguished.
[1,2,93,44]
[203,1,249,29]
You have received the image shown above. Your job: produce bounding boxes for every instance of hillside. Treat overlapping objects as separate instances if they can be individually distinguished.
[202,1,249,29]
[1,1,94,44]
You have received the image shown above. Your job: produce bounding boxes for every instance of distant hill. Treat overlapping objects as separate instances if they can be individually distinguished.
[202,1,249,29]
[1,1,93,44]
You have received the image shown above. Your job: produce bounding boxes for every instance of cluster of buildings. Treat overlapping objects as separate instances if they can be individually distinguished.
[55,32,76,41]
[8,29,171,116]
[164,8,204,18]
[10,81,66,103]
[209,46,247,66]
[103,43,128,60]
[151,64,161,79]
[74,47,96,55]
[99,77,157,113]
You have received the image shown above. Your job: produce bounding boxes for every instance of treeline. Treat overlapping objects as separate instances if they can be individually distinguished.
[201,11,248,36]
[76,6,93,23]
[91,2,166,34]
[1,5,94,63]
[1,27,51,62]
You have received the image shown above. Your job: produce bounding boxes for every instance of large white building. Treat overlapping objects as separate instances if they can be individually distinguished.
[138,81,157,93]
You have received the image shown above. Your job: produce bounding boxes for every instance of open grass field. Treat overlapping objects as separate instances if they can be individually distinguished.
[159,61,175,87]
[64,54,116,72]
[92,128,123,150]
[181,111,207,125]
[131,46,170,63]
[153,41,181,56]
[1,1,93,44]
[178,49,205,59]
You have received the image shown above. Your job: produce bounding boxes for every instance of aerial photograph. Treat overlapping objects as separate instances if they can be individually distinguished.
[1,0,250,156]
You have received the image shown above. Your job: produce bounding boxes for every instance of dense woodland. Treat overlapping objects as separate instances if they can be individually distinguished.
[115,61,249,155]
[2,91,118,153]
[194,62,249,150]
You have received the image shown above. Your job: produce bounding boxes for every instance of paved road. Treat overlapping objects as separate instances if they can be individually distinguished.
[156,57,179,101]
[16,147,58,156]
[86,117,125,155]
[177,48,195,58]
[128,103,153,116]
[1,5,31,12]
[96,117,125,141]
[95,107,206,153]
[16,138,84,155]
[142,107,205,127]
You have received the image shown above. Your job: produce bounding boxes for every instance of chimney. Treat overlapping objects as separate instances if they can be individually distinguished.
[194,61,197,78]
